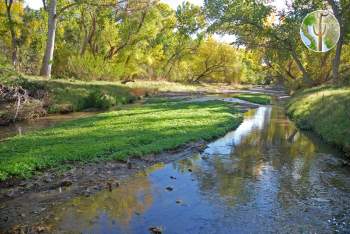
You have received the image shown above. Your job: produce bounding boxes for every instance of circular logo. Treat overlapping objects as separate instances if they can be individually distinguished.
[300,10,340,52]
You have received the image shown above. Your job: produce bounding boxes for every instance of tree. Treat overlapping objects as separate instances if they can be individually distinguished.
[40,0,57,77]
[327,0,350,81]
[3,0,20,68]
[187,37,242,83]
[40,0,111,77]
[204,0,312,83]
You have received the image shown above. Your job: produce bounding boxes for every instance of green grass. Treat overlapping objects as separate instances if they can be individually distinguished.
[0,101,243,181]
[233,93,272,105]
[17,77,248,113]
[286,86,350,154]
[20,76,136,113]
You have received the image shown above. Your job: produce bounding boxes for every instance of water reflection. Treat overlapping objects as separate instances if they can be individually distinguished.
[0,112,99,141]
[48,106,350,233]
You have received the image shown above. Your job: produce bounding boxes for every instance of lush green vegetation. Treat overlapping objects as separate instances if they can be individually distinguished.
[233,93,271,105]
[287,86,350,154]
[205,0,350,88]
[0,101,242,181]
[22,76,136,113]
[0,1,265,84]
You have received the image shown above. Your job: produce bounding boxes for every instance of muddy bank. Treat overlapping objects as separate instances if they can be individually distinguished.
[2,104,350,233]
[0,141,209,233]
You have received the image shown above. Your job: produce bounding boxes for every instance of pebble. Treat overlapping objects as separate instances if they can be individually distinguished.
[127,161,132,169]
[165,186,173,191]
[60,180,73,187]
[149,226,162,234]
[6,189,16,198]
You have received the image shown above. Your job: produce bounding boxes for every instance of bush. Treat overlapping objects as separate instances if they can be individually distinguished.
[67,54,122,81]
[87,90,117,110]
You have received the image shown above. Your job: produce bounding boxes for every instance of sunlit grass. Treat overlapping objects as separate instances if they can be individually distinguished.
[20,76,248,113]
[0,101,243,181]
[232,93,272,105]
[287,86,350,154]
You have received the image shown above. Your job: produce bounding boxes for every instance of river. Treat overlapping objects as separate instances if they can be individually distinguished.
[43,105,350,233]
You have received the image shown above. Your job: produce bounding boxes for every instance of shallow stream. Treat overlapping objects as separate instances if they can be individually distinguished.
[44,105,350,233]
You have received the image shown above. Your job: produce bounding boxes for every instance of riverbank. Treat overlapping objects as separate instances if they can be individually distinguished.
[286,85,350,155]
[0,101,243,182]
[2,100,350,234]
[1,75,249,125]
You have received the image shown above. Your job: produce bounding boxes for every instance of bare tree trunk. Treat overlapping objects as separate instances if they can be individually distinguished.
[40,0,57,78]
[290,48,311,84]
[327,0,344,81]
[4,0,18,68]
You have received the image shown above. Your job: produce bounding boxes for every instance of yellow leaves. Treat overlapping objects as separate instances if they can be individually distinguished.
[264,12,277,27]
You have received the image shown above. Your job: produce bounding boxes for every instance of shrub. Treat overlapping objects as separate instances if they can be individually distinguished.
[67,54,122,81]
[87,90,116,110]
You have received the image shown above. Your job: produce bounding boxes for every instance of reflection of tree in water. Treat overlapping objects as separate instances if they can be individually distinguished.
[193,106,317,207]
[51,170,154,232]
[172,154,201,173]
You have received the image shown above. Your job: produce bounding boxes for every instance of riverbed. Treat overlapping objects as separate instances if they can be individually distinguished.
[34,105,350,233]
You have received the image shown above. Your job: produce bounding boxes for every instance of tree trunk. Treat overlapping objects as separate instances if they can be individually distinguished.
[332,29,344,81]
[4,0,18,68]
[327,0,344,81]
[40,0,57,77]
[290,48,311,84]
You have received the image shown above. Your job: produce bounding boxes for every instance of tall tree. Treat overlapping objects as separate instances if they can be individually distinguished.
[327,0,350,81]
[4,0,19,68]
[40,0,57,77]
[40,0,100,77]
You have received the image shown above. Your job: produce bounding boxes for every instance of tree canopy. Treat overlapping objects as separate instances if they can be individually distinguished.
[0,0,349,88]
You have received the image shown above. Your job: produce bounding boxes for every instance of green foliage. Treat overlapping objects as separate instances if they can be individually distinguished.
[233,93,272,105]
[67,54,121,81]
[87,90,117,110]
[21,77,136,112]
[287,86,350,154]
[0,101,243,180]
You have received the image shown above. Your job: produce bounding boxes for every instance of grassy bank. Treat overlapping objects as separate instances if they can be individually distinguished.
[233,93,271,104]
[0,101,243,181]
[18,77,247,113]
[21,77,136,113]
[286,86,350,154]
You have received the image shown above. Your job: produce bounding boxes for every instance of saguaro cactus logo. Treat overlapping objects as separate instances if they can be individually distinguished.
[300,10,340,52]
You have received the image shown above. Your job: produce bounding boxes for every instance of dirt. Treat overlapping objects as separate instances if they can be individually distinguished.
[0,141,208,233]
[0,87,283,233]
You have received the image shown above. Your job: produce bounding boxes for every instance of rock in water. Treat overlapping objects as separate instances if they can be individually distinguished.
[149,226,162,234]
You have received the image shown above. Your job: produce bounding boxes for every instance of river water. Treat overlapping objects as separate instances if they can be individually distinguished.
[45,105,350,233]
[0,112,98,141]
